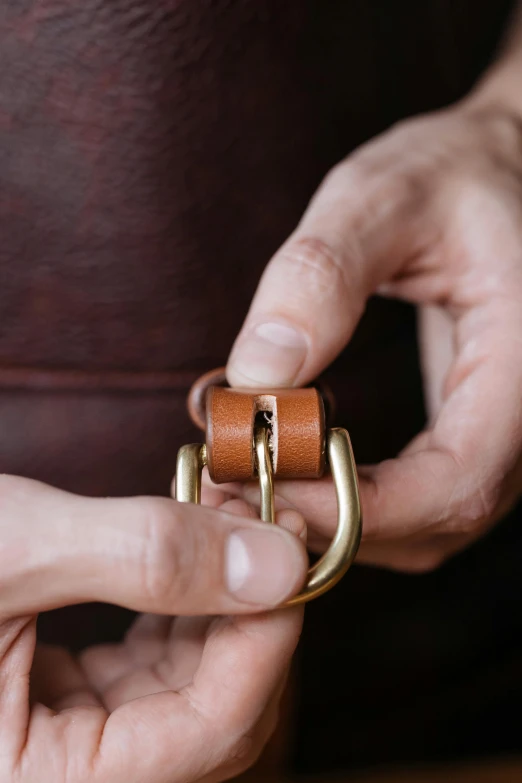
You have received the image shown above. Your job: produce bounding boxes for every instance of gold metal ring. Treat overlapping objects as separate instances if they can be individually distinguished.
[174,427,361,606]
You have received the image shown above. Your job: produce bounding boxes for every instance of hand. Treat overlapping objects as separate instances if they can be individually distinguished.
[0,475,307,781]
[223,101,522,572]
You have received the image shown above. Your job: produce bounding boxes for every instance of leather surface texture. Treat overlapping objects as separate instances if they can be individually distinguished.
[206,386,325,483]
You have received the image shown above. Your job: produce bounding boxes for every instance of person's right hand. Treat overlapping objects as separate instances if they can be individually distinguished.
[221,102,522,573]
[0,474,307,782]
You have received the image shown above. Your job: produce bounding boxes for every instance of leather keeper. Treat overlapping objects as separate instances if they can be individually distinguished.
[206,386,325,483]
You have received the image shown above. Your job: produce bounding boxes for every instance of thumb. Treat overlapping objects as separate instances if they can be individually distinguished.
[0,475,307,616]
[227,159,412,386]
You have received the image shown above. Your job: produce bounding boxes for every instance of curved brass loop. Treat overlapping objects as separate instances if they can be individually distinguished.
[284,428,361,606]
[174,428,361,606]
[175,443,208,504]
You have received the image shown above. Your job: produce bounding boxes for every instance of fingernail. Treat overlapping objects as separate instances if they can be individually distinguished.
[229,322,307,386]
[225,527,305,606]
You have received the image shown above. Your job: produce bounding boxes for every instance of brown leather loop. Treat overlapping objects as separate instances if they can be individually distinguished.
[206,386,325,484]
[187,366,227,430]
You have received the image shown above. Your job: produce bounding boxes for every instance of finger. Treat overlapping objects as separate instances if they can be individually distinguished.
[0,475,307,616]
[160,616,212,691]
[98,607,303,782]
[96,616,214,711]
[31,644,101,711]
[80,644,134,696]
[0,617,37,760]
[361,293,522,538]
[419,304,455,423]
[202,472,308,543]
[356,532,475,572]
[227,156,418,387]
[124,612,172,666]
[89,508,307,709]
[239,476,337,540]
[251,492,472,571]
[183,609,302,733]
[219,499,307,542]
[179,609,303,778]
[238,302,522,559]
[276,509,307,543]
[196,669,291,783]
[81,615,174,699]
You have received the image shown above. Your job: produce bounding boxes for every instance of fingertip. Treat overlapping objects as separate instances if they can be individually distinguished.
[276,509,307,543]
[225,521,308,608]
[227,320,308,388]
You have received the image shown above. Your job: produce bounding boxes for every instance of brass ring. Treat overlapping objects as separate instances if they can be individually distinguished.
[283,428,361,605]
[175,427,361,606]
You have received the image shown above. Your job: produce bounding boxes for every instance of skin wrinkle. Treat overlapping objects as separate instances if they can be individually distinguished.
[139,500,194,609]
[277,237,356,307]
[438,473,493,533]
[0,618,35,777]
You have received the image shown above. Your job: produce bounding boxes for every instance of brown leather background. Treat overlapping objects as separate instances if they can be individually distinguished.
[0,0,512,491]
[0,0,520,775]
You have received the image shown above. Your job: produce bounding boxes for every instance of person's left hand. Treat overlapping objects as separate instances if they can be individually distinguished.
[76,499,303,783]
[207,100,522,573]
[0,473,306,783]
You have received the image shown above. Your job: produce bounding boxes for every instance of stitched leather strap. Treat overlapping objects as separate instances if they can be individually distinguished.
[206,386,325,483]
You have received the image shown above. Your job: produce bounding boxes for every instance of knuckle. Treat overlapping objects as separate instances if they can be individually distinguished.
[137,499,194,607]
[447,479,501,535]
[437,448,501,535]
[280,236,354,303]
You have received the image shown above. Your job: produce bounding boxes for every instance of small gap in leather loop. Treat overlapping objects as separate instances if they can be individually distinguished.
[253,395,277,470]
